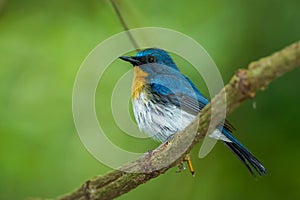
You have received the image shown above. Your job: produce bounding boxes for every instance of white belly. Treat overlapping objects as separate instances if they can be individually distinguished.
[132,92,196,142]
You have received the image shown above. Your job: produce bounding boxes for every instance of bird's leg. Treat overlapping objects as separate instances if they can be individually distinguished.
[184,154,195,176]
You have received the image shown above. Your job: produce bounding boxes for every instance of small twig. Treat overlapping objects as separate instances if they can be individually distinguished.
[109,0,140,51]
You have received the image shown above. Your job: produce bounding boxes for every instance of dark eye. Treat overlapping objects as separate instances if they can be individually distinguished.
[147,55,155,63]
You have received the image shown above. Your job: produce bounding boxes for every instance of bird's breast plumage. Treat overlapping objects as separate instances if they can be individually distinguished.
[131,66,148,100]
[131,66,197,142]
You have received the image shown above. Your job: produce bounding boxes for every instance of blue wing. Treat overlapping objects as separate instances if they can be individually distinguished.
[149,74,209,115]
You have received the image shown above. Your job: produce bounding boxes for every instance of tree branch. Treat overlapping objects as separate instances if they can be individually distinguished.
[53,40,300,200]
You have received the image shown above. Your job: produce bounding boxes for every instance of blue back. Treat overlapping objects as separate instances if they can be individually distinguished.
[136,48,209,112]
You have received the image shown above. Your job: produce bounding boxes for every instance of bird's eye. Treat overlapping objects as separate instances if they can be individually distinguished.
[147,55,155,63]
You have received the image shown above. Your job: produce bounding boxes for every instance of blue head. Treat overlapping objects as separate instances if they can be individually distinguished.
[119,48,179,71]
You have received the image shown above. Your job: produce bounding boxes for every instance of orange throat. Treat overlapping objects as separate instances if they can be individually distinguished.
[132,66,148,99]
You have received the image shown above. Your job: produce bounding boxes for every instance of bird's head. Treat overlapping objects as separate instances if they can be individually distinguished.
[119,48,179,71]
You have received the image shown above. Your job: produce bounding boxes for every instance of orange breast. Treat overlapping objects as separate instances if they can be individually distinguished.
[132,66,148,99]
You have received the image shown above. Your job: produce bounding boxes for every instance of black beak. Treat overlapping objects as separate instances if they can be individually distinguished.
[119,56,142,66]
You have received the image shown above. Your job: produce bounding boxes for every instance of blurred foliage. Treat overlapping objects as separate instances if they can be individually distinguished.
[0,0,300,199]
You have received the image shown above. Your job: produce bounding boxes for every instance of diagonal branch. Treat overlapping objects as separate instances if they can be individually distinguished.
[53,40,300,200]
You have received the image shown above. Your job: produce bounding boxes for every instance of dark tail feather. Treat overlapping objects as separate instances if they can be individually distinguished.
[223,141,267,177]
[221,128,267,176]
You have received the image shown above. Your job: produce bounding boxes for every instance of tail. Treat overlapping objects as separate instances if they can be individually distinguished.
[222,129,267,176]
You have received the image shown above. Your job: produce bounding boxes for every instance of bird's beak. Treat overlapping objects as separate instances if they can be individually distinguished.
[119,56,142,66]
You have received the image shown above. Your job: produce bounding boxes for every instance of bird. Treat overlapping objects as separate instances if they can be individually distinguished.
[119,48,266,176]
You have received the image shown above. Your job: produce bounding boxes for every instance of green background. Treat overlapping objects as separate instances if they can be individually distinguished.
[1,0,300,199]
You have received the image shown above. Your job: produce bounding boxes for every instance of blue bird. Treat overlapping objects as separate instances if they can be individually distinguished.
[119,48,266,176]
